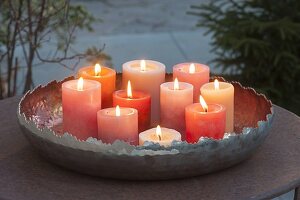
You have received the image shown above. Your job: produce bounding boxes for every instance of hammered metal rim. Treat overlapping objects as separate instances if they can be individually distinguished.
[17,75,274,157]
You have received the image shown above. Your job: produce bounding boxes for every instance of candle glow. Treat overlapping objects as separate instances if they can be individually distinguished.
[200,95,208,112]
[189,63,196,74]
[77,77,84,91]
[140,60,146,71]
[156,125,162,141]
[174,78,179,90]
[214,79,219,90]
[94,63,101,76]
[127,80,133,98]
[116,105,121,116]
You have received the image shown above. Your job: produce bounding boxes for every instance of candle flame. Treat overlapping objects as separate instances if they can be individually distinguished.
[189,63,196,74]
[140,60,146,71]
[116,105,121,117]
[199,95,208,112]
[156,125,162,141]
[214,79,219,90]
[77,77,84,91]
[94,63,101,76]
[174,78,179,90]
[127,80,133,98]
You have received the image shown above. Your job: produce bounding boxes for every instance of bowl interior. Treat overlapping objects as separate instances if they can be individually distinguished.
[19,74,272,137]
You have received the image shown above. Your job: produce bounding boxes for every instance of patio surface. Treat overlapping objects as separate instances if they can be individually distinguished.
[9,1,296,199]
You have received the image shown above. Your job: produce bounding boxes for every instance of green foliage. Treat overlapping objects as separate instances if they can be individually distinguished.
[0,0,110,97]
[0,1,98,50]
[190,0,300,114]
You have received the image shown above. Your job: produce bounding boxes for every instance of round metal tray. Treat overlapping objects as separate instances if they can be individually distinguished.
[17,74,274,180]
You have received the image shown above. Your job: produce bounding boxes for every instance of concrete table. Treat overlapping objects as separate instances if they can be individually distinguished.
[0,97,299,200]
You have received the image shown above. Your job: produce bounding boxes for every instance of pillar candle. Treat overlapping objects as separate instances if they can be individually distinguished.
[78,64,116,108]
[173,62,209,102]
[139,125,181,147]
[97,105,138,145]
[200,80,234,132]
[185,96,226,143]
[160,78,193,135]
[122,60,165,124]
[113,80,151,132]
[62,78,101,140]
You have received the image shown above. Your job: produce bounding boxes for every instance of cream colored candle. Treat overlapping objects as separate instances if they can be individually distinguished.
[122,60,165,124]
[200,80,234,132]
[139,125,181,147]
[160,78,193,135]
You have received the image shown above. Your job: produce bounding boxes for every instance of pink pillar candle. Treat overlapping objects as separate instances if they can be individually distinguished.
[122,60,165,124]
[173,62,209,102]
[113,81,151,132]
[160,79,193,136]
[62,78,101,140]
[185,96,226,143]
[97,106,138,145]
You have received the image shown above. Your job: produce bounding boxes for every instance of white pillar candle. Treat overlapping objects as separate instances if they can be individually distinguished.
[122,60,165,124]
[200,80,234,133]
[160,78,193,135]
[139,125,181,147]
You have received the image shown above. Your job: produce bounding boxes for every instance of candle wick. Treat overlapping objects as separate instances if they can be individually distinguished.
[204,108,208,113]
[158,135,161,141]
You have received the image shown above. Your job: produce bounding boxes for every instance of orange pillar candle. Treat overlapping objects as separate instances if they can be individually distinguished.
[200,80,234,133]
[62,78,101,140]
[185,96,226,143]
[78,64,116,108]
[97,105,138,145]
[113,80,151,132]
[173,62,209,102]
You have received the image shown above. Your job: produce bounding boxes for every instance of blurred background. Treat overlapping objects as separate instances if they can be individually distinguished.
[0,0,299,116]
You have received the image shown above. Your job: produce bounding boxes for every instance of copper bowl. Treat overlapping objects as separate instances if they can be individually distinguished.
[17,74,273,180]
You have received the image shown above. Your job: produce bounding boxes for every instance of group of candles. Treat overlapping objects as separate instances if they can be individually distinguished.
[62,60,234,146]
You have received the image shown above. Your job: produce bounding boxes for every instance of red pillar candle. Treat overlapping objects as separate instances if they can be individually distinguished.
[62,77,101,140]
[185,95,226,143]
[97,105,138,145]
[78,64,116,108]
[113,80,151,132]
[160,78,193,135]
[173,63,209,102]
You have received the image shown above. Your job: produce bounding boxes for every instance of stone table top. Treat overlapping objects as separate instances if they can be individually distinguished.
[0,97,300,200]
